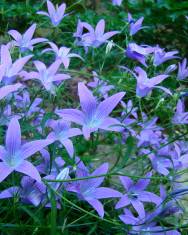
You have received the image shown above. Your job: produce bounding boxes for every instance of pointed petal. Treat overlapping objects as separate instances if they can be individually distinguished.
[89,163,108,188]
[134,172,151,190]
[53,73,70,82]
[78,82,97,114]
[62,58,70,69]
[95,187,122,199]
[6,118,21,155]
[16,160,41,182]
[102,31,119,41]
[30,38,48,45]
[11,55,33,75]
[61,139,74,157]
[67,128,82,138]
[138,191,162,205]
[119,176,133,191]
[149,75,169,87]
[100,117,123,132]
[48,60,61,75]
[21,139,53,159]
[0,83,22,100]
[95,19,105,36]
[57,3,66,17]
[154,86,172,96]
[131,200,145,218]
[0,186,20,199]
[115,194,131,209]
[56,109,85,125]
[37,11,49,17]
[96,92,125,119]
[1,45,12,65]
[47,0,56,17]
[0,162,13,182]
[8,30,22,41]
[34,60,46,72]
[86,198,104,218]
[23,24,36,42]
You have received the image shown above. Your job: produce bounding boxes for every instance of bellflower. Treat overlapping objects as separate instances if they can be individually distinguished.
[115,172,162,218]
[127,13,144,36]
[112,0,123,6]
[0,118,53,182]
[37,149,65,176]
[21,60,70,94]
[87,71,114,98]
[14,91,43,118]
[134,67,171,97]
[42,42,83,68]
[47,119,82,157]
[137,117,163,147]
[129,222,180,235]
[172,99,188,125]
[8,24,47,52]
[0,45,32,84]
[153,46,179,67]
[67,162,122,217]
[177,58,188,80]
[56,82,125,139]
[126,43,153,66]
[74,19,119,49]
[37,0,67,27]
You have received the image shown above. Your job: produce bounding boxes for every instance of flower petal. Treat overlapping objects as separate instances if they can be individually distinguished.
[6,118,21,156]
[21,139,53,159]
[94,187,122,199]
[86,198,104,218]
[16,160,41,182]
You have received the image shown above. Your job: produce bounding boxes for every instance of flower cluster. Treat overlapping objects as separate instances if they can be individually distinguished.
[0,0,187,234]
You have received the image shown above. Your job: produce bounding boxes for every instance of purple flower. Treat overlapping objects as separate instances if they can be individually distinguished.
[115,172,162,218]
[0,45,32,84]
[0,118,53,182]
[172,99,188,125]
[21,60,70,94]
[134,67,171,97]
[8,24,47,52]
[18,176,46,206]
[67,162,122,217]
[129,222,180,235]
[127,13,144,36]
[56,82,125,139]
[37,149,65,175]
[137,117,163,147]
[87,71,114,98]
[119,208,142,225]
[0,83,22,100]
[126,43,153,66]
[177,58,188,80]
[37,0,67,27]
[153,46,179,66]
[47,119,82,157]
[74,19,119,49]
[42,42,83,69]
[14,91,43,118]
[112,0,123,6]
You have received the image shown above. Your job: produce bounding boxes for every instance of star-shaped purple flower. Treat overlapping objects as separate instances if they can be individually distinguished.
[115,172,162,218]
[37,0,67,27]
[67,161,122,217]
[56,82,125,139]
[8,24,47,52]
[0,118,53,182]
